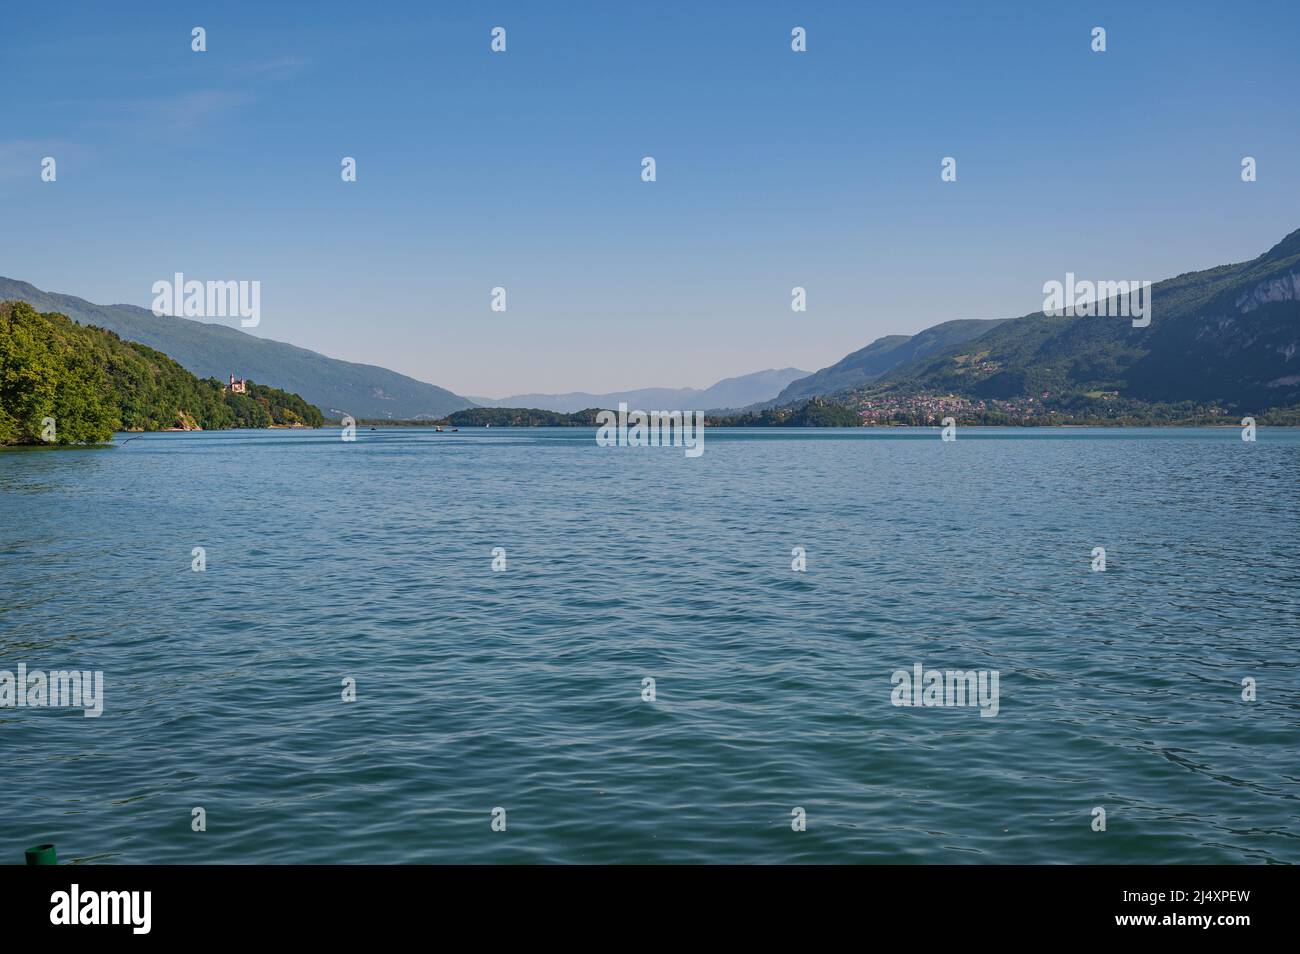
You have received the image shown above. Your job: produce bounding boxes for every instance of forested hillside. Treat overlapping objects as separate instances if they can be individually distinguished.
[0,278,473,419]
[1,301,323,445]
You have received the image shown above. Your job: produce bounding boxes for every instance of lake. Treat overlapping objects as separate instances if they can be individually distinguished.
[2,427,1297,863]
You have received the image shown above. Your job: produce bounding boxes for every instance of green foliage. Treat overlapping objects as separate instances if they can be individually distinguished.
[445,407,606,427]
[216,380,324,428]
[0,301,323,445]
[706,399,863,427]
[0,301,117,444]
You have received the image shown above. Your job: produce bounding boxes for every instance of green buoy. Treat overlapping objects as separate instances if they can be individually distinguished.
[25,844,57,865]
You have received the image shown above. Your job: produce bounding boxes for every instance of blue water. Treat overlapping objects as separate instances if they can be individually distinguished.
[2,427,1297,864]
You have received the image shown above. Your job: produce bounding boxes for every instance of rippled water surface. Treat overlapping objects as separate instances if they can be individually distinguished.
[2,427,1297,864]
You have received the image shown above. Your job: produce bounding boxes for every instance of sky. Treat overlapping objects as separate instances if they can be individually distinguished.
[2,0,1299,398]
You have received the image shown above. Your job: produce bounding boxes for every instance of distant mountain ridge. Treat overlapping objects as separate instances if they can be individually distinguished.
[768,319,1008,407]
[12,226,1297,425]
[471,367,811,412]
[755,228,1300,417]
[0,278,472,419]
[863,228,1300,410]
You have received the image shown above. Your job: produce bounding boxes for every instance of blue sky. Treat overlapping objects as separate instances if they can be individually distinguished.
[2,0,1298,397]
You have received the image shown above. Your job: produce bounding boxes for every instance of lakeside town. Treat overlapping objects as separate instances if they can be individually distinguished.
[854,392,1052,423]
[839,390,1242,426]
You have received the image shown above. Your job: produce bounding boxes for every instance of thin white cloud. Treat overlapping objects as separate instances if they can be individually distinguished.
[116,88,251,130]
[237,56,308,79]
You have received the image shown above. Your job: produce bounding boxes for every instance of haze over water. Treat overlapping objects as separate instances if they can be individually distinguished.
[2,427,1297,863]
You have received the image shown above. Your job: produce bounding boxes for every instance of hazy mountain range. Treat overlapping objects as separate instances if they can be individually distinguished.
[0,279,808,416]
[468,368,811,413]
[5,227,1298,421]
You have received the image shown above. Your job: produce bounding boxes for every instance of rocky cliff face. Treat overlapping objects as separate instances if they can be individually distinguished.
[1236,271,1300,312]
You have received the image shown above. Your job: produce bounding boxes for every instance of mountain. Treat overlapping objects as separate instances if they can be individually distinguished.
[865,228,1300,412]
[471,367,811,413]
[767,319,1007,406]
[1,300,322,445]
[694,368,816,409]
[0,278,472,419]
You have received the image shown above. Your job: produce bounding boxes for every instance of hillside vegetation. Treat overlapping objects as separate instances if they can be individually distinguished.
[770,319,1007,407]
[0,277,472,419]
[1,301,323,445]
[446,406,606,427]
[706,399,863,426]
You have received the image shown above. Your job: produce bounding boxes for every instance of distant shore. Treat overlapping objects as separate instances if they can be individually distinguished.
[324,419,1298,430]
